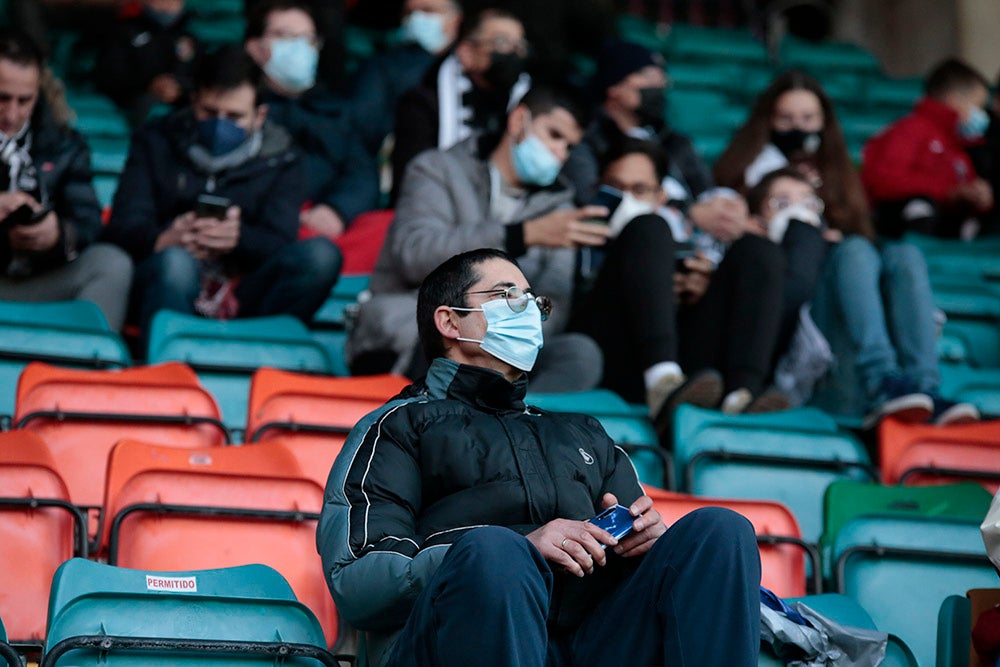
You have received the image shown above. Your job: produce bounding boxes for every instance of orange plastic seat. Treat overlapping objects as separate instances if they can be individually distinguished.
[102,439,339,650]
[0,431,85,642]
[644,485,812,597]
[245,368,410,488]
[13,362,228,512]
[879,418,1000,492]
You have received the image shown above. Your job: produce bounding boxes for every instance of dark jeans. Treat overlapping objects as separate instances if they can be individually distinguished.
[131,237,342,335]
[385,508,761,667]
[875,197,975,239]
[573,217,785,402]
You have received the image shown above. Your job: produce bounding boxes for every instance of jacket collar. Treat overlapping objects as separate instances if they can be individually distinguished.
[914,97,962,142]
[425,357,527,412]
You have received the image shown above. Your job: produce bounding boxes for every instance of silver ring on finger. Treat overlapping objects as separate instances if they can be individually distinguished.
[560,537,569,548]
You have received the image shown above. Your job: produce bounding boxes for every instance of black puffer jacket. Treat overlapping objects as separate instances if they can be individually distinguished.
[317,357,643,666]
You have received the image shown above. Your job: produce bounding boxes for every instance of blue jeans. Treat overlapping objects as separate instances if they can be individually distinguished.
[809,236,938,415]
[384,509,761,667]
[131,237,342,335]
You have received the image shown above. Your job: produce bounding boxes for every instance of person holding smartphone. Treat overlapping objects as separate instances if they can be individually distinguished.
[0,28,133,330]
[103,45,341,336]
[319,248,762,667]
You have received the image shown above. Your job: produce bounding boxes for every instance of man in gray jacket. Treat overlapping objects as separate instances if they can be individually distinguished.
[348,84,610,391]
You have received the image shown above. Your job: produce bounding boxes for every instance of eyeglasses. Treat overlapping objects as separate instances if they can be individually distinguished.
[471,35,530,57]
[264,31,323,49]
[466,286,552,320]
[602,180,660,198]
[767,194,825,215]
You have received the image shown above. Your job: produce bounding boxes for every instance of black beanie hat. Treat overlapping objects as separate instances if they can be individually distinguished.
[594,40,663,92]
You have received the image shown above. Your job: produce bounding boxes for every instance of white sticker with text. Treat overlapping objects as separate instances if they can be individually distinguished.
[145,575,198,593]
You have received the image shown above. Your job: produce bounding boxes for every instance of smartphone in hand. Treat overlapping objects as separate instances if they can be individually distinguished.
[588,504,634,545]
[195,194,231,220]
[587,185,624,224]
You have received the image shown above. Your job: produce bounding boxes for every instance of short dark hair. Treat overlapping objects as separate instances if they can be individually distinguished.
[0,28,44,70]
[458,6,521,43]
[746,167,813,215]
[246,0,320,40]
[925,58,989,99]
[518,84,589,133]
[416,248,518,363]
[194,45,264,104]
[601,137,669,182]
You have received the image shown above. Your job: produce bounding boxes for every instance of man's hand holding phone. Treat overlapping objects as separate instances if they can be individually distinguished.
[0,192,60,252]
[522,206,612,249]
[192,205,240,256]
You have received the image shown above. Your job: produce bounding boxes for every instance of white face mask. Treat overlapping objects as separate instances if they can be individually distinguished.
[766,203,822,244]
[607,192,656,238]
[401,10,449,54]
[452,298,544,372]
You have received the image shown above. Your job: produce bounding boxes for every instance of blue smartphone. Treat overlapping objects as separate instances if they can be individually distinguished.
[588,504,634,544]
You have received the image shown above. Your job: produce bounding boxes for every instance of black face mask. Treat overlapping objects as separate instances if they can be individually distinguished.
[771,128,822,157]
[636,86,667,130]
[483,51,526,90]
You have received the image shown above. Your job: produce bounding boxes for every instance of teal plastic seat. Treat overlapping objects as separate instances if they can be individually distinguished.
[866,75,923,111]
[0,617,19,667]
[937,595,971,667]
[147,311,333,430]
[72,111,130,139]
[779,36,881,74]
[615,15,670,54]
[312,274,371,327]
[939,362,1000,418]
[942,319,1000,368]
[672,405,872,544]
[43,559,340,666]
[187,16,246,45]
[666,23,769,65]
[832,515,997,667]
[526,390,669,487]
[93,174,119,208]
[88,136,130,176]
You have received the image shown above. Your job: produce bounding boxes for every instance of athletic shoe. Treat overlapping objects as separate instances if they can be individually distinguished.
[650,368,724,440]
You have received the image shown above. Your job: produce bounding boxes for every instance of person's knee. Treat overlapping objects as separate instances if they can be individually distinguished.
[279,238,343,284]
[665,507,756,553]
[142,246,200,290]
[82,243,134,282]
[837,235,880,266]
[881,242,928,282]
[448,527,547,590]
[615,214,674,249]
[728,234,785,280]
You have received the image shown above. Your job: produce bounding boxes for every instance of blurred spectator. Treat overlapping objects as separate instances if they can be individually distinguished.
[95,0,200,127]
[969,69,1000,236]
[390,6,531,202]
[245,0,378,239]
[570,139,788,431]
[349,85,602,392]
[103,46,341,337]
[714,70,869,354]
[245,0,347,92]
[0,29,132,330]
[8,0,122,59]
[349,0,462,157]
[749,168,979,427]
[862,58,993,240]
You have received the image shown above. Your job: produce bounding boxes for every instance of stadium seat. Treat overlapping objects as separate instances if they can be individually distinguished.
[13,362,228,524]
[526,390,670,488]
[102,440,339,650]
[42,558,345,666]
[672,405,873,543]
[0,618,20,667]
[778,35,881,75]
[832,514,997,667]
[644,486,815,596]
[334,209,394,275]
[879,418,1000,491]
[937,595,971,667]
[0,431,85,644]
[147,311,334,431]
[941,319,1000,368]
[666,23,769,65]
[245,368,410,488]
[939,363,1000,419]
[0,299,131,417]
[312,274,371,329]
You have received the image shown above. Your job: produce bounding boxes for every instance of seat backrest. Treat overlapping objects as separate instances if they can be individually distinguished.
[13,363,226,509]
[102,440,337,649]
[833,515,997,667]
[937,594,971,667]
[0,431,81,642]
[45,558,329,666]
[644,486,809,597]
[879,418,1000,491]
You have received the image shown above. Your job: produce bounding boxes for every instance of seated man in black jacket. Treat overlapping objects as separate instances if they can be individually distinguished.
[0,28,132,330]
[244,0,378,239]
[104,45,341,336]
[318,247,762,667]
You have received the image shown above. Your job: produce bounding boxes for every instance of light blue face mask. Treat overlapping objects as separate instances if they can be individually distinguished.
[264,37,319,94]
[511,121,562,187]
[401,10,448,54]
[453,298,544,372]
[960,106,990,140]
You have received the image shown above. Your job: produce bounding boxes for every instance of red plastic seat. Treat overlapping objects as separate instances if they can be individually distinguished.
[245,368,410,488]
[879,418,1000,492]
[333,209,393,275]
[0,431,84,642]
[102,439,339,649]
[644,485,811,597]
[13,362,228,513]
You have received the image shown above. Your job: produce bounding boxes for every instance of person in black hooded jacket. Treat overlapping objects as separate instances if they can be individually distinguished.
[318,247,762,667]
[103,46,341,337]
[0,28,133,331]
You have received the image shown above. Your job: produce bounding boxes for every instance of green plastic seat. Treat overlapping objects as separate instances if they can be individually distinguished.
[832,515,996,667]
[673,405,872,544]
[147,311,333,430]
[43,559,337,666]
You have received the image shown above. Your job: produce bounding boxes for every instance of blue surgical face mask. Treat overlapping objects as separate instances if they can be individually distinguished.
[264,37,319,94]
[511,118,562,187]
[960,106,990,140]
[197,117,248,156]
[144,6,182,28]
[401,10,448,54]
[453,298,544,372]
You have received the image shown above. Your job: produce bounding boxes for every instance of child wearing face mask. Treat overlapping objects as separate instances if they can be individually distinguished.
[748,167,980,428]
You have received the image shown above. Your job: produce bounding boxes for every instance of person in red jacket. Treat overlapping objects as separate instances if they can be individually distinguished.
[861,58,993,239]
